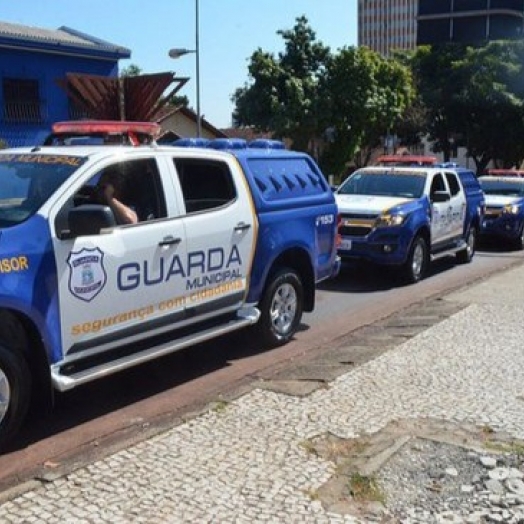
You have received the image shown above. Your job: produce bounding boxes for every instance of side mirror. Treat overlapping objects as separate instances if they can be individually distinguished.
[59,205,116,239]
[431,190,450,203]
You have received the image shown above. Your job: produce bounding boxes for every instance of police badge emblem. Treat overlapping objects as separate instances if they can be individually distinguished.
[67,248,107,302]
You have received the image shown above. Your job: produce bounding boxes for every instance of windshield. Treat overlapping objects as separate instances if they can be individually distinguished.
[337,170,426,199]
[0,153,86,227]
[479,179,524,197]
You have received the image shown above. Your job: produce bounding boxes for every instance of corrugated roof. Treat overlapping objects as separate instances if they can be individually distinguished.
[0,21,130,56]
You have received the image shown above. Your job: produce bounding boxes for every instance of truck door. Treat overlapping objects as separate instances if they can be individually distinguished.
[52,157,188,356]
[171,156,257,319]
[429,172,450,245]
[444,170,466,240]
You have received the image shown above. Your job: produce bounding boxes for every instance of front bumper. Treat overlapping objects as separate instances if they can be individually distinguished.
[338,228,412,266]
[480,215,523,241]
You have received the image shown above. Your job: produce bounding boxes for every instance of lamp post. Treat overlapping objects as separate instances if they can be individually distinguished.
[168,0,201,137]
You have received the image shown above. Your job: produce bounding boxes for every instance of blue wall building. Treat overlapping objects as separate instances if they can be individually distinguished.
[0,21,130,147]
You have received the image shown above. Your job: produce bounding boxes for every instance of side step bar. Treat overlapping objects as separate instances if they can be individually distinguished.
[430,239,466,261]
[51,307,260,392]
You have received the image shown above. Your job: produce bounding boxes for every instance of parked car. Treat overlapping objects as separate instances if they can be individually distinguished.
[335,165,480,283]
[478,171,524,249]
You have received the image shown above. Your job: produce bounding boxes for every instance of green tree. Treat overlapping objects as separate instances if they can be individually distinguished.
[120,64,142,77]
[232,16,330,151]
[451,40,524,171]
[318,46,415,176]
[406,44,469,162]
[406,41,524,170]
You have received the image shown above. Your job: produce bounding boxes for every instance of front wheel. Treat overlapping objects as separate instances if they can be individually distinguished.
[513,224,524,251]
[0,345,31,451]
[402,235,428,284]
[0,313,32,452]
[456,225,477,263]
[255,268,304,348]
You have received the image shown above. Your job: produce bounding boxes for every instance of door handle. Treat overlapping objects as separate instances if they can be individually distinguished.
[159,236,182,247]
[234,222,251,232]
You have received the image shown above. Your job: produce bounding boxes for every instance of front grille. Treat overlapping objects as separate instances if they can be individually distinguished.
[485,207,502,217]
[339,214,376,237]
[340,225,372,237]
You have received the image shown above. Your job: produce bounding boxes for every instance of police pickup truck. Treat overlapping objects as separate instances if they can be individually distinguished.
[0,121,340,449]
[335,165,480,283]
[478,170,524,249]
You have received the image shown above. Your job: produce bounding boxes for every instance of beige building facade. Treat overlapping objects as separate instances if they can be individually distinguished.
[358,0,418,56]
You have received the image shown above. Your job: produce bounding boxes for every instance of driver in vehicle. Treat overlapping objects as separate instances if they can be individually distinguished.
[92,169,138,225]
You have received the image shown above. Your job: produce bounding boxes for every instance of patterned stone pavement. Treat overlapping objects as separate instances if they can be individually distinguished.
[1,265,524,523]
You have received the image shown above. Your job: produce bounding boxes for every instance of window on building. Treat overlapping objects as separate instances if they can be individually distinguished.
[2,78,42,124]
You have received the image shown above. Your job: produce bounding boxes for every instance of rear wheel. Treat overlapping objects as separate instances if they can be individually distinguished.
[0,313,31,451]
[402,235,428,284]
[255,268,303,348]
[457,225,477,263]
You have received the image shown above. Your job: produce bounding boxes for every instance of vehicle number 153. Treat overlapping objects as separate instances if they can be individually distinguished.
[316,214,335,226]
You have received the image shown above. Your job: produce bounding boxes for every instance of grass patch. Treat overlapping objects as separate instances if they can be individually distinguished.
[348,472,385,504]
[483,440,524,457]
[211,400,229,413]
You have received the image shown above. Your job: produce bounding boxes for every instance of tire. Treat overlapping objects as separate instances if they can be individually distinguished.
[513,224,524,251]
[0,313,31,451]
[456,225,477,263]
[402,235,428,284]
[255,268,304,348]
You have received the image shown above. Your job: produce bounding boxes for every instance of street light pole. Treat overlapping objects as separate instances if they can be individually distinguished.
[195,0,201,138]
[168,0,201,138]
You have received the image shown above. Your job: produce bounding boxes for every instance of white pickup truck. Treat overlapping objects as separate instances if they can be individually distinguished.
[0,121,340,450]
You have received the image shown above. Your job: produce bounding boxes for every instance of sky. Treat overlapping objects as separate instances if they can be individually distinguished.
[1,1,358,129]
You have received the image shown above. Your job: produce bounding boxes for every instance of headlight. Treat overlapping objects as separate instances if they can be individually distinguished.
[503,204,519,215]
[374,213,406,227]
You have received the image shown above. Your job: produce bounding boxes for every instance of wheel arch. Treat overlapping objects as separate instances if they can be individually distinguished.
[0,308,54,411]
[410,225,430,255]
[264,248,315,312]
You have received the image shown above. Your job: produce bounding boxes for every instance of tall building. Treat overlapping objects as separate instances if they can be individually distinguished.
[358,0,418,56]
[418,0,524,45]
[359,0,524,56]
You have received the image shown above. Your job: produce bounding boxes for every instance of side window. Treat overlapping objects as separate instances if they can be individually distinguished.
[73,158,167,225]
[444,172,460,196]
[430,173,446,197]
[172,158,237,213]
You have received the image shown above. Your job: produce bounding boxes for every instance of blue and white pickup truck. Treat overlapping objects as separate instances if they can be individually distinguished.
[0,121,340,449]
[479,172,524,249]
[335,165,481,283]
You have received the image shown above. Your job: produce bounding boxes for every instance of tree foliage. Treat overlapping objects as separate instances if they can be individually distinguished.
[232,16,330,151]
[318,46,414,175]
[406,41,524,170]
[232,18,524,174]
[232,17,414,176]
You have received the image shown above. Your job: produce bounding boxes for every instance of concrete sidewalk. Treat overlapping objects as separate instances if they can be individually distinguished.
[1,264,524,523]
